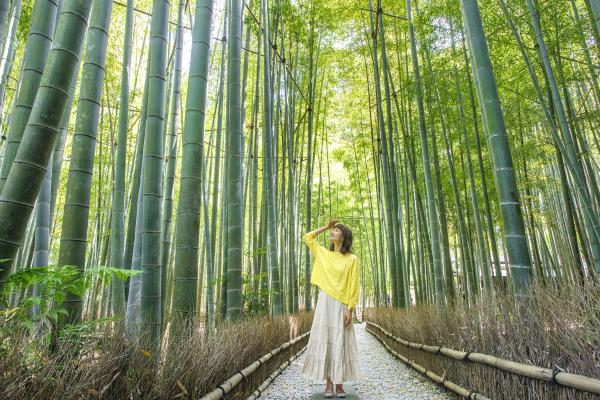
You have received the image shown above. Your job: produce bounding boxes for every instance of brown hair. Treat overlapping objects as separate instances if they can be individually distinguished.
[329,223,353,254]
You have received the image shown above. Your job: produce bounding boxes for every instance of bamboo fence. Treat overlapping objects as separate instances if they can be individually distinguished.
[366,321,600,397]
[245,346,308,400]
[199,330,310,400]
[367,323,491,399]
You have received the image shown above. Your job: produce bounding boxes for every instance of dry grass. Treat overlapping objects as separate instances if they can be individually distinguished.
[0,311,313,399]
[365,281,600,399]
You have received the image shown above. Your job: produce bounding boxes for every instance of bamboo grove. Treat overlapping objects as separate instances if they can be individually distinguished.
[0,0,598,349]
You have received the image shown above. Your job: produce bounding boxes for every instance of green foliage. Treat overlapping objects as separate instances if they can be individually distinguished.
[242,271,274,316]
[0,265,140,332]
[16,0,32,44]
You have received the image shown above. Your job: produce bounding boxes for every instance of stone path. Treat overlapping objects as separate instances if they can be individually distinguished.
[259,322,454,399]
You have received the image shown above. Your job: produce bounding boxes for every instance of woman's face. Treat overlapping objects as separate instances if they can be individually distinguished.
[330,225,343,242]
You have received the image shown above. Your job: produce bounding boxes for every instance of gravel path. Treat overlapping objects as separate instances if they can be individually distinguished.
[259,322,454,399]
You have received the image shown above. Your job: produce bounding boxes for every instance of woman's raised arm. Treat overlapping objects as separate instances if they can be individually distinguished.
[303,219,339,255]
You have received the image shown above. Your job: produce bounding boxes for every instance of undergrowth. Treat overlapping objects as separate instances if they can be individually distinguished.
[0,310,313,399]
[0,265,313,399]
[365,280,600,399]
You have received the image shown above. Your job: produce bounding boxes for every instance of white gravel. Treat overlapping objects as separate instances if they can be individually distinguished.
[259,322,454,399]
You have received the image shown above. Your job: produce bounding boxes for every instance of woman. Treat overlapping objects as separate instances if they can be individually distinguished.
[301,219,361,398]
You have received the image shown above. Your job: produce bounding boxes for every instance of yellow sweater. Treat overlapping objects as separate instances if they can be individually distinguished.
[304,229,360,309]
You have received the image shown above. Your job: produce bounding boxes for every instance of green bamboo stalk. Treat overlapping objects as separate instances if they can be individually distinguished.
[463,98,492,293]
[32,156,52,317]
[303,10,317,312]
[210,10,227,266]
[199,125,214,332]
[126,157,145,337]
[0,0,22,116]
[420,43,456,300]
[58,0,113,323]
[455,21,501,290]
[160,0,184,327]
[0,1,9,53]
[124,53,150,273]
[526,0,600,272]
[406,0,444,304]
[171,0,214,333]
[353,141,379,306]
[49,59,81,240]
[225,0,243,320]
[140,0,169,347]
[496,0,599,277]
[378,5,406,306]
[110,0,134,317]
[122,29,149,273]
[0,0,92,289]
[460,0,533,293]
[261,0,282,316]
[368,0,399,307]
[283,25,297,314]
[0,0,58,193]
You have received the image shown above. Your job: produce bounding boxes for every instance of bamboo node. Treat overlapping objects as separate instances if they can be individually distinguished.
[550,366,563,385]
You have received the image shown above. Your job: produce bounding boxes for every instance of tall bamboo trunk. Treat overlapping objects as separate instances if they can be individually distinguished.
[172,0,214,334]
[140,0,169,346]
[460,0,533,294]
[110,0,134,318]
[225,0,244,320]
[58,0,114,324]
[406,0,444,304]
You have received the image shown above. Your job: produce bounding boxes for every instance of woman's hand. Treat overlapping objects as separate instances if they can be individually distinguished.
[326,218,339,230]
[310,219,340,237]
[343,309,353,327]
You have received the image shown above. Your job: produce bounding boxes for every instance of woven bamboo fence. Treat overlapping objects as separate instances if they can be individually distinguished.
[366,321,600,399]
[199,330,310,400]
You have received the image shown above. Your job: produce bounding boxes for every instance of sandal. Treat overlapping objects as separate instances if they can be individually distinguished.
[335,385,346,398]
[324,383,334,398]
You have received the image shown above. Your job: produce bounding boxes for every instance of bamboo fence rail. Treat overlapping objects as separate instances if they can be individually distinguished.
[366,321,600,397]
[366,323,491,399]
[200,330,310,400]
[246,346,308,400]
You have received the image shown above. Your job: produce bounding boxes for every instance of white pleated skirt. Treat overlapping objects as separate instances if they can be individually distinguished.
[301,289,362,383]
